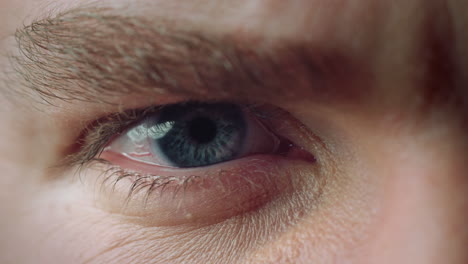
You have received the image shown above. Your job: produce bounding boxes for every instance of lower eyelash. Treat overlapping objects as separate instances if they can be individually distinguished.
[86,159,203,208]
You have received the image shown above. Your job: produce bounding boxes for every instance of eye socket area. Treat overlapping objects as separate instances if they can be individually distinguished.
[104,102,283,169]
[91,102,319,226]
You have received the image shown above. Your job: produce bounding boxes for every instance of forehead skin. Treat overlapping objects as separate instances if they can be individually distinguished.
[1,0,468,264]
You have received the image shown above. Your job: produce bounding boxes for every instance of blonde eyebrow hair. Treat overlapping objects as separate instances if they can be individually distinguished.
[10,7,367,106]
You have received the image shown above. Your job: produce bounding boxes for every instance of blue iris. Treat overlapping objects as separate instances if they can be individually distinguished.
[151,102,247,168]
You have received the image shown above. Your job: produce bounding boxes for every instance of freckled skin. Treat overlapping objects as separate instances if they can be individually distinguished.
[1,0,468,264]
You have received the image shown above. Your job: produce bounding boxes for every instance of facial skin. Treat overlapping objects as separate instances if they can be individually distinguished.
[1,0,467,263]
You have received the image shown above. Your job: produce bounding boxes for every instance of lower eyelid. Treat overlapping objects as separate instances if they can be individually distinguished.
[89,152,319,227]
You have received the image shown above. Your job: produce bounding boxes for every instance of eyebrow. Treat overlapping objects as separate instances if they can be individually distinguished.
[11,7,365,105]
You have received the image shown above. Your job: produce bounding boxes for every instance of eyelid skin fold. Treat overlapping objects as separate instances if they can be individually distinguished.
[70,102,322,226]
[94,152,315,226]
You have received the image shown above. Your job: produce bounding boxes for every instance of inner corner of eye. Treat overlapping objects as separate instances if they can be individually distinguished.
[99,101,315,170]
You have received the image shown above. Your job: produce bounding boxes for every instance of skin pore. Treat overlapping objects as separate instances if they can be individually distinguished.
[1,0,467,263]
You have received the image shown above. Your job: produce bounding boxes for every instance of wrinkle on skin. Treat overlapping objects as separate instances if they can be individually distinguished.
[0,0,468,263]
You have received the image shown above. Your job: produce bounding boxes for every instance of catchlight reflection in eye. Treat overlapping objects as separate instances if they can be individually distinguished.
[106,102,282,168]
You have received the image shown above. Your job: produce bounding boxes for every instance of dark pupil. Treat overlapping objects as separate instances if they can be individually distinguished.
[154,102,246,168]
[187,117,217,144]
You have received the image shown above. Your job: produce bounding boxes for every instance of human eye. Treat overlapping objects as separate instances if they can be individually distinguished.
[105,102,284,168]
[70,101,322,226]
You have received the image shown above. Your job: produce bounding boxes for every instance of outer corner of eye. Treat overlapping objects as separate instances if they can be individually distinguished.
[93,102,318,226]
